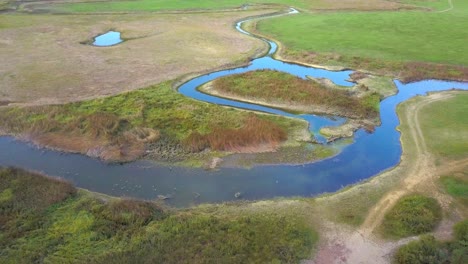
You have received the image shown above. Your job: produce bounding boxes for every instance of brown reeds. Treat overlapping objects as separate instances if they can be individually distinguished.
[185,114,287,152]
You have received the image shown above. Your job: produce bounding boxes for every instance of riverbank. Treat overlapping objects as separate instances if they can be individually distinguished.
[0,81,310,164]
[1,91,466,263]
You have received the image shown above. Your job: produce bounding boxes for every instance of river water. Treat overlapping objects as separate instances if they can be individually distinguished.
[0,9,467,207]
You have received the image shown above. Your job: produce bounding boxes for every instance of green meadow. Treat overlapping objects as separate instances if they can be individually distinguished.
[255,0,468,81]
[43,0,306,13]
[258,1,468,66]
[418,93,468,160]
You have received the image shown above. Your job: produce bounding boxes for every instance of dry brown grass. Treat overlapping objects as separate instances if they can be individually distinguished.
[401,61,468,83]
[0,10,272,105]
[185,114,287,152]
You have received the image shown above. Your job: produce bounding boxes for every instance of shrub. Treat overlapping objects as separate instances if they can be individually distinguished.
[381,194,441,238]
[395,220,468,264]
[394,235,448,264]
[453,220,468,243]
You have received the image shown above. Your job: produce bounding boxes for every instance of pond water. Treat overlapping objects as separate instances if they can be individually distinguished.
[92,31,123,46]
[0,9,467,207]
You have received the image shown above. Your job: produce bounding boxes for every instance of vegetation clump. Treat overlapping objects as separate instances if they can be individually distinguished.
[185,113,287,152]
[395,220,468,264]
[0,167,318,263]
[0,81,301,162]
[212,70,380,119]
[381,194,442,238]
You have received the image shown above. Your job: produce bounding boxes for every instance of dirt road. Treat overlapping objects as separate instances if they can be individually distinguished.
[312,91,466,264]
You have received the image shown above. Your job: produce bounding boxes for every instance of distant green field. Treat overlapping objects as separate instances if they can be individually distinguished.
[27,0,413,13]
[418,92,468,160]
[395,0,453,10]
[258,1,468,66]
[48,0,306,12]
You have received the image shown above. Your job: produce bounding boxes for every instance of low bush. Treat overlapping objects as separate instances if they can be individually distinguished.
[381,194,442,238]
[395,220,468,264]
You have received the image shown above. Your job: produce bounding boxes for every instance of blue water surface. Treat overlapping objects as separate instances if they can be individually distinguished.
[93,31,123,46]
[0,9,467,207]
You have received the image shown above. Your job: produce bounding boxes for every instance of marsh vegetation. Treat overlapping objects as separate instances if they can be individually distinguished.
[0,167,318,263]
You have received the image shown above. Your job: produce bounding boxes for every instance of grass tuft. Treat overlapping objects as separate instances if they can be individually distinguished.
[381,194,442,238]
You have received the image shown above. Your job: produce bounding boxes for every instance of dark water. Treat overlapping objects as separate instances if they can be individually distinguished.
[93,31,123,46]
[1,9,467,207]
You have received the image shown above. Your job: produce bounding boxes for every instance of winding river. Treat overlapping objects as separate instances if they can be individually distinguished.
[0,8,467,207]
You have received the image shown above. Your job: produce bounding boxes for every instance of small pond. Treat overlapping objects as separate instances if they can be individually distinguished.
[92,31,123,46]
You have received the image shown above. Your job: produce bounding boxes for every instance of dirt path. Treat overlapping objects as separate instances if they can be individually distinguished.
[360,92,454,235]
[312,92,465,264]
[437,0,454,13]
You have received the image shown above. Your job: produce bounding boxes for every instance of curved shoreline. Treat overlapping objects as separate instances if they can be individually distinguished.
[1,8,468,207]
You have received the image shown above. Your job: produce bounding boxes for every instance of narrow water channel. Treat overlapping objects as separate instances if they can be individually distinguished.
[0,9,467,207]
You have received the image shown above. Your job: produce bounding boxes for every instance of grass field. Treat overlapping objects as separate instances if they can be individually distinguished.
[21,0,407,13]
[0,11,269,104]
[257,0,468,81]
[418,92,468,161]
[0,167,318,263]
[441,175,468,206]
